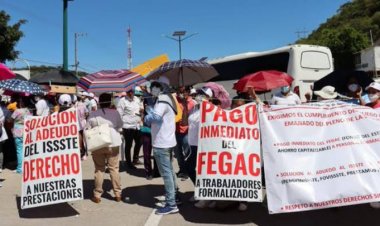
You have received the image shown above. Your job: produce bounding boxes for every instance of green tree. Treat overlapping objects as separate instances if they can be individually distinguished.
[0,10,26,63]
[297,0,379,69]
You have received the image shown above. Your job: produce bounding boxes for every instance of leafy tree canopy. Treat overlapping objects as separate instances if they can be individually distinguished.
[0,10,26,63]
[297,0,380,69]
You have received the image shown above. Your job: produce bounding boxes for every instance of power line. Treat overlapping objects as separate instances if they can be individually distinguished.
[295,29,309,39]
[22,58,61,66]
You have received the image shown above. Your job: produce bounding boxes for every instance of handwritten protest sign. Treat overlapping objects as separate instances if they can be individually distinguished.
[21,109,83,209]
[195,101,262,202]
[259,101,380,214]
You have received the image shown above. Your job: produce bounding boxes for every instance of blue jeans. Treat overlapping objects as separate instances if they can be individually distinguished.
[15,137,23,173]
[175,133,189,174]
[153,147,178,206]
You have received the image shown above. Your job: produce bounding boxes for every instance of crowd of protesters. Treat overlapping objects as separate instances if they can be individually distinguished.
[1,76,380,214]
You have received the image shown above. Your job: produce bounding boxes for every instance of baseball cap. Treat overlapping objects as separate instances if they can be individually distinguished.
[58,94,72,106]
[366,82,380,92]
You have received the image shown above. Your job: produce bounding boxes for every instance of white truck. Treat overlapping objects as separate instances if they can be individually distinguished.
[355,46,380,81]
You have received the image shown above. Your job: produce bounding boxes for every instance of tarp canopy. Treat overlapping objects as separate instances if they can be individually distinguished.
[30,70,79,85]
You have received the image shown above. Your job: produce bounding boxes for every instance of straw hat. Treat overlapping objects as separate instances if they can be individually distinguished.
[314,86,337,99]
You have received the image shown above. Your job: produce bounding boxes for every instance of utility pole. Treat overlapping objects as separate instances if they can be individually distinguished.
[127,26,132,70]
[295,29,309,39]
[63,0,73,72]
[74,32,86,76]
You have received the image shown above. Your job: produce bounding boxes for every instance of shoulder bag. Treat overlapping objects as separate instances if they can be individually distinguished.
[84,117,112,152]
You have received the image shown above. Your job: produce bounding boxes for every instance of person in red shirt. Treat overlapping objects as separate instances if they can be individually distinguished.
[175,86,195,180]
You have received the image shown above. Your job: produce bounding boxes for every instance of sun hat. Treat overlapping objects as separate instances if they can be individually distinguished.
[366,82,380,92]
[314,86,338,99]
[190,88,197,95]
[200,87,213,98]
[58,94,72,106]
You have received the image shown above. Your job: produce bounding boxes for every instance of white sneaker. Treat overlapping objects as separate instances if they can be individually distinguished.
[238,202,248,211]
[370,202,380,209]
[155,200,166,208]
[194,200,210,208]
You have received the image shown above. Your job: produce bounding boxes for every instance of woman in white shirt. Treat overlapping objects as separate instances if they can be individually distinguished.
[85,93,123,203]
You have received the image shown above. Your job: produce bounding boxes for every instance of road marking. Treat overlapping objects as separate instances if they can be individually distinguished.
[144,209,162,226]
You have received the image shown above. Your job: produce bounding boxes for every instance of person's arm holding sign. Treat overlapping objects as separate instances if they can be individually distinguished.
[248,87,263,104]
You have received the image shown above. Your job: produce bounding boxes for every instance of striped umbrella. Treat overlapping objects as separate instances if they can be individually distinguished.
[146,59,218,87]
[0,79,46,95]
[77,69,147,92]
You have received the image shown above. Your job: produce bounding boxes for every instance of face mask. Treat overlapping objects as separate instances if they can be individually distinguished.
[195,95,205,104]
[281,86,290,93]
[34,97,40,102]
[368,94,379,103]
[348,84,359,92]
[178,94,185,99]
[151,87,161,97]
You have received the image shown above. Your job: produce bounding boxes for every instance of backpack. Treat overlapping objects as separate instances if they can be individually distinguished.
[157,94,183,123]
[171,94,183,123]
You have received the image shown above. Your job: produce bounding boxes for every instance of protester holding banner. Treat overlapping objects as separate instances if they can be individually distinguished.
[313,86,338,101]
[271,85,301,105]
[365,82,380,109]
[86,93,123,203]
[342,76,366,105]
[144,81,179,215]
[186,88,216,207]
[10,97,32,174]
[58,94,72,112]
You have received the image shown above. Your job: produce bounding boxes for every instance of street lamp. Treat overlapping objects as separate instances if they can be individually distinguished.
[165,30,198,60]
[165,30,198,86]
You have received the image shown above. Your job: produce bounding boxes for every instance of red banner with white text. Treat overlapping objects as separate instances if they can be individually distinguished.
[195,101,263,202]
[21,109,83,209]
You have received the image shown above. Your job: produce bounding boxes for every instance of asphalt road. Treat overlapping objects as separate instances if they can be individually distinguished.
[1,154,379,226]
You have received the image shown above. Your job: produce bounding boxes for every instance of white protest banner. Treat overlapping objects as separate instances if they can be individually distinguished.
[259,101,380,214]
[21,109,83,209]
[195,101,262,202]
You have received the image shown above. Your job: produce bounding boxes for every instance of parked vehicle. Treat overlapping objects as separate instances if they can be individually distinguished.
[354,46,380,81]
[207,44,334,102]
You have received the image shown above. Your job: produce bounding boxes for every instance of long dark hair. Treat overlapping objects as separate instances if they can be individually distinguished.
[99,93,112,114]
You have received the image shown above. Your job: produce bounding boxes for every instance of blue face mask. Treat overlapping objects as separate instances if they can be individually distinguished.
[281,86,290,93]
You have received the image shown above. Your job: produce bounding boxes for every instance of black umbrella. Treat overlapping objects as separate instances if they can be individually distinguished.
[30,70,79,85]
[15,73,28,81]
[313,70,374,94]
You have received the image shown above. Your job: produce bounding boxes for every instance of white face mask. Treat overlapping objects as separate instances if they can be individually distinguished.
[348,84,359,92]
[195,95,205,104]
[34,97,40,102]
[368,94,379,103]
[151,87,161,97]
[281,86,290,94]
